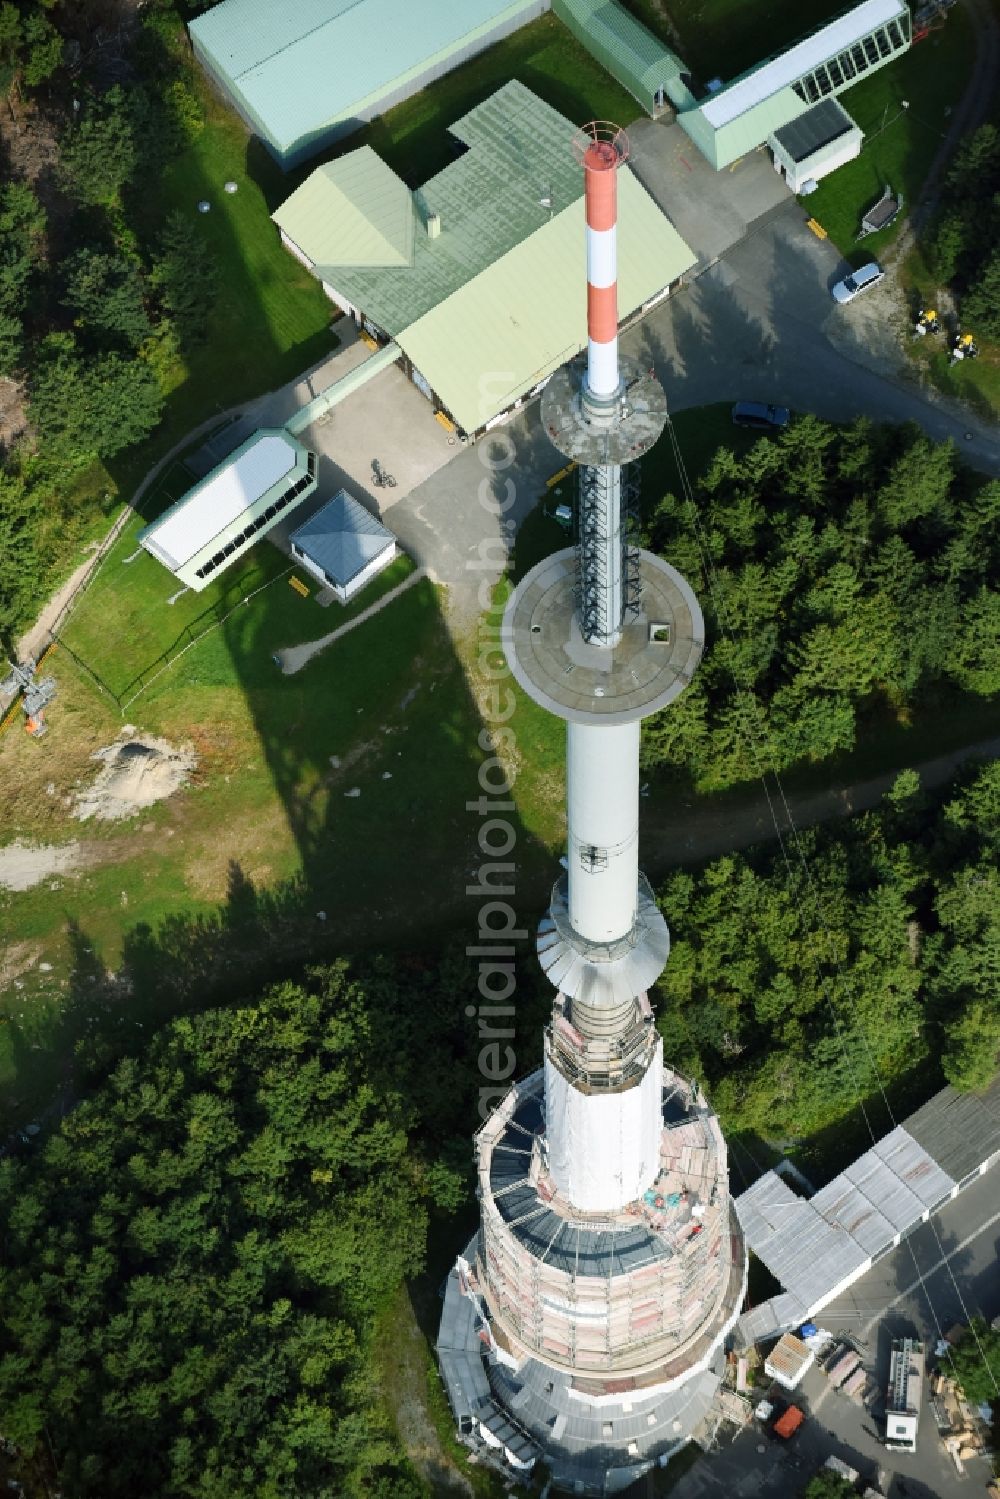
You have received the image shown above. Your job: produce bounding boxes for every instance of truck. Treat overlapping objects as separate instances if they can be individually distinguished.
[773,1405,805,1440]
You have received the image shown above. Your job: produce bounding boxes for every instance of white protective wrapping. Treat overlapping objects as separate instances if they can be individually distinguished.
[545,1038,663,1211]
[567,721,640,943]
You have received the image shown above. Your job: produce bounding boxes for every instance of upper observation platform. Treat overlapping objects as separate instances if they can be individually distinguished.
[502,548,704,726]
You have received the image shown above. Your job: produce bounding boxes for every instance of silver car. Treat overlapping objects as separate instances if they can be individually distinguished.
[831,261,885,304]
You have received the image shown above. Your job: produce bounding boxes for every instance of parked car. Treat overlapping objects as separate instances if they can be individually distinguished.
[772,1404,805,1440]
[731,400,790,430]
[831,261,885,303]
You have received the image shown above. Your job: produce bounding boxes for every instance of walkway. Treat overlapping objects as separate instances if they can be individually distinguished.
[274,566,427,675]
[647,733,1000,872]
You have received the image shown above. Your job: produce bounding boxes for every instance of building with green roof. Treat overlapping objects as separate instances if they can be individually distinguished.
[552,0,695,114]
[273,81,695,436]
[678,0,910,170]
[188,0,550,170]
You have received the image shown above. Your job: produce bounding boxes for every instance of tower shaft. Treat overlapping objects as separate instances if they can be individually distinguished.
[450,120,747,1493]
[566,720,638,945]
[584,139,620,400]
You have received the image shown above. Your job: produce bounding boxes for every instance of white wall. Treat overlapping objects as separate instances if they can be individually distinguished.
[771,129,863,192]
[292,540,397,603]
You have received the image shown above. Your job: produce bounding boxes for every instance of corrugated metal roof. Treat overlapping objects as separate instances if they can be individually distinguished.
[191,0,543,158]
[734,1293,808,1349]
[139,429,301,570]
[282,80,584,336]
[905,1069,1000,1180]
[397,167,695,433]
[765,1333,812,1380]
[735,1171,870,1313]
[274,148,414,268]
[553,0,694,108]
[700,0,907,128]
[736,1124,961,1320]
[289,491,394,586]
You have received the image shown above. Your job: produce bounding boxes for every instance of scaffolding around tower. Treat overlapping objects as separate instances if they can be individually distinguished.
[474,1066,746,1381]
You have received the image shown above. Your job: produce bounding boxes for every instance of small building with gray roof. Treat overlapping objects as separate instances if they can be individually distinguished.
[289,491,397,602]
[732,1070,1000,1349]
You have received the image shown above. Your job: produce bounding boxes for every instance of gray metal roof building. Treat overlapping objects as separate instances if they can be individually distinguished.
[905,1071,1000,1183]
[288,490,396,600]
[189,0,549,169]
[733,1072,1000,1348]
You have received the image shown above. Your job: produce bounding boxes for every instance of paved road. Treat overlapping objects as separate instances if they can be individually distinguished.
[670,1169,1000,1499]
[382,198,998,632]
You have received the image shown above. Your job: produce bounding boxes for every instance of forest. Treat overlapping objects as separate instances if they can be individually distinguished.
[2,758,1000,1494]
[0,0,221,639]
[640,415,1000,789]
[926,123,1000,340]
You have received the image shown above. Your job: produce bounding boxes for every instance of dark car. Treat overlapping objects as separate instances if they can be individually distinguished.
[732,401,791,431]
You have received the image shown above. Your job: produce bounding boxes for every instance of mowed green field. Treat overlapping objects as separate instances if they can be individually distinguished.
[1,553,536,1119]
[269,11,642,200]
[622,0,852,81]
[799,9,975,257]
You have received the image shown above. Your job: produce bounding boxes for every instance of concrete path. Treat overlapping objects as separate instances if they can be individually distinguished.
[15,504,132,667]
[274,565,427,675]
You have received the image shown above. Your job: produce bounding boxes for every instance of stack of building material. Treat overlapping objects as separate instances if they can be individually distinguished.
[826,1348,861,1387]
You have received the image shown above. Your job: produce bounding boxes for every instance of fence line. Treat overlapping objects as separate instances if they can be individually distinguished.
[41,505,135,650]
[117,566,294,713]
[49,632,123,709]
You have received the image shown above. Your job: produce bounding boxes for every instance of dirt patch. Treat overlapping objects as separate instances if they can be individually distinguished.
[0,375,28,451]
[0,940,45,986]
[0,840,86,892]
[382,1286,472,1498]
[825,277,912,377]
[74,731,196,822]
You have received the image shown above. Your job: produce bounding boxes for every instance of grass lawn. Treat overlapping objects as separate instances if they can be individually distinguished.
[797,12,975,258]
[265,12,641,205]
[622,0,852,84]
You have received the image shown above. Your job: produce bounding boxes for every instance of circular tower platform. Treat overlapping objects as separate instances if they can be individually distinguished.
[541,355,668,467]
[502,548,704,726]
